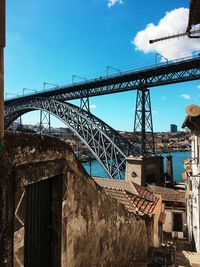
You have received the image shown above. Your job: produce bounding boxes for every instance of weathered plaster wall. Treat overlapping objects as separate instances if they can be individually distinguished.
[163,209,172,233]
[0,133,154,267]
[152,198,163,247]
[125,155,164,186]
[63,167,152,267]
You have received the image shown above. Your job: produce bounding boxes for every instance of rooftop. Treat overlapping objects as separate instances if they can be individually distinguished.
[147,185,185,203]
[93,177,139,195]
[93,177,159,216]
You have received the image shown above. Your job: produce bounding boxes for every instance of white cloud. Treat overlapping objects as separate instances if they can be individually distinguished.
[181,94,190,100]
[133,8,200,60]
[197,85,200,89]
[90,104,97,109]
[107,0,123,8]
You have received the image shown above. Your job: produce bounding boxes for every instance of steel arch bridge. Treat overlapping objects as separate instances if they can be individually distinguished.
[5,97,139,179]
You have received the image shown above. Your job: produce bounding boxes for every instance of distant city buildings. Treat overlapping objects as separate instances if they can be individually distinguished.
[170,124,178,133]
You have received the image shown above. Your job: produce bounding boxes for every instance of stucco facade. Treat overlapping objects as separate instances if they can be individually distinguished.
[185,135,200,251]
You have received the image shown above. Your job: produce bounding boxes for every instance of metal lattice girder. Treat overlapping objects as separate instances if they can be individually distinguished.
[80,97,90,112]
[40,110,51,135]
[134,89,155,155]
[5,97,139,179]
[5,56,200,105]
[8,116,22,132]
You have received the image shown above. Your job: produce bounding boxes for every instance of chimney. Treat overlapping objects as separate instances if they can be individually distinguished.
[166,155,173,181]
[0,0,5,141]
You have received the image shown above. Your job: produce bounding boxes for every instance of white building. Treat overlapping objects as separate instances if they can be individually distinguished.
[147,185,186,239]
[182,105,200,252]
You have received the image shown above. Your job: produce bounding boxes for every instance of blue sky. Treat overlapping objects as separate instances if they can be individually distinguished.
[4,0,200,132]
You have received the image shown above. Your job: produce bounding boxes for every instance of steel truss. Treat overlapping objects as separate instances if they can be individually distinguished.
[5,57,200,105]
[8,116,22,132]
[52,62,200,102]
[40,110,51,135]
[134,89,155,155]
[5,98,138,179]
[80,97,90,112]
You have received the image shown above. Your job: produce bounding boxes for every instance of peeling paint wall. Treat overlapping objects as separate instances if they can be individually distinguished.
[0,133,154,267]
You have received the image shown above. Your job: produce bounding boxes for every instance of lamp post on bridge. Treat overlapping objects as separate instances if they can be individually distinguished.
[155,52,168,65]
[72,74,87,84]
[5,92,20,100]
[72,75,90,112]
[43,82,59,91]
[23,88,37,96]
[106,65,121,78]
[0,0,5,143]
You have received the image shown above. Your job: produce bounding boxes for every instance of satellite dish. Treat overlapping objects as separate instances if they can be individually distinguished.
[186,104,200,117]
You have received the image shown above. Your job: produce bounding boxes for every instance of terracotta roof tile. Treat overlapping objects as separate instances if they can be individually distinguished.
[93,177,139,195]
[147,185,185,203]
[104,188,137,214]
[132,182,157,202]
[93,178,159,216]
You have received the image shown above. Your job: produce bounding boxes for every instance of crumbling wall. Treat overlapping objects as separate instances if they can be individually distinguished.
[0,133,153,267]
[63,167,152,267]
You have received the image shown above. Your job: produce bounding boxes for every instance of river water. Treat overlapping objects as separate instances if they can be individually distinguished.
[83,151,191,182]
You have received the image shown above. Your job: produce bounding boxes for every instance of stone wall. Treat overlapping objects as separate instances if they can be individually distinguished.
[0,133,154,267]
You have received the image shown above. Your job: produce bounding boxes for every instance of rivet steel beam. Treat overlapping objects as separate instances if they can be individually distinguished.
[134,89,155,155]
[5,97,139,179]
[39,110,51,135]
[5,56,200,105]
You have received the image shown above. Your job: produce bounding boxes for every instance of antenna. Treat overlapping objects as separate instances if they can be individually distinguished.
[149,28,200,44]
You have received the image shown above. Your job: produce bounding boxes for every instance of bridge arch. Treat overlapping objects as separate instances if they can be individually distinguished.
[5,97,138,179]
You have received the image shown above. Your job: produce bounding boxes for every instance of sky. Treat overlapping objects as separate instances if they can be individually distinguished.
[4,0,200,132]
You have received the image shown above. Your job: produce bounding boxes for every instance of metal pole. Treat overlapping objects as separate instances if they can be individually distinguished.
[141,89,146,155]
[43,82,58,91]
[148,89,155,154]
[149,29,200,44]
[23,88,37,96]
[89,152,92,176]
[107,65,121,77]
[0,48,4,141]
[0,0,5,142]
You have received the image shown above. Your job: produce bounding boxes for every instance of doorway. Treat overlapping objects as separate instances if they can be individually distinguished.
[24,179,51,267]
[24,176,62,267]
[173,213,183,232]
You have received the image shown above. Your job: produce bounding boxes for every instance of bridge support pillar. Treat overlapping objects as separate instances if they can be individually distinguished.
[134,88,155,155]
[39,111,51,135]
[80,97,90,112]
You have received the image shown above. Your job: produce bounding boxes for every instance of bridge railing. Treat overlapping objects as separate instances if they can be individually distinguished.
[5,52,200,101]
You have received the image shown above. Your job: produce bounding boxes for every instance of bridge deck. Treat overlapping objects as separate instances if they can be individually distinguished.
[5,55,200,104]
